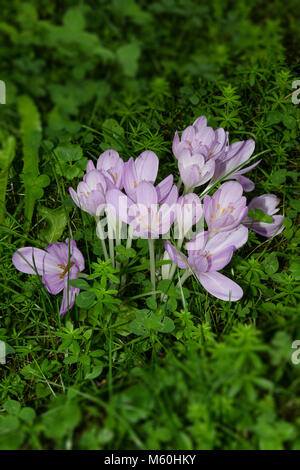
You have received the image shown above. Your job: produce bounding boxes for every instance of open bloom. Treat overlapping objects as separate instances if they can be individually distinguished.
[172,115,228,162]
[106,181,178,238]
[12,239,85,315]
[123,151,174,203]
[211,139,259,192]
[69,169,107,216]
[204,181,248,233]
[165,225,248,301]
[243,194,285,237]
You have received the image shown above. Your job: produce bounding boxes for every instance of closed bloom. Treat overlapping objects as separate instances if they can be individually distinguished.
[211,139,259,192]
[106,181,178,238]
[175,193,203,238]
[243,194,285,237]
[177,151,215,189]
[204,181,248,233]
[12,239,85,315]
[172,115,228,162]
[123,151,174,203]
[96,149,124,189]
[69,169,107,216]
[165,225,248,301]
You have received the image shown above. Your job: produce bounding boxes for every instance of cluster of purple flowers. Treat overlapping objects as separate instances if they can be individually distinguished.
[12,116,285,314]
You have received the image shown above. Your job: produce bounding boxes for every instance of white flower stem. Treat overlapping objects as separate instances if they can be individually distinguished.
[95,216,109,261]
[148,238,156,300]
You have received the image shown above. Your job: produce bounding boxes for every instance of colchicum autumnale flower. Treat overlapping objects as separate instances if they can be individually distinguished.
[106,181,178,239]
[12,239,85,315]
[203,181,248,233]
[243,194,285,237]
[165,225,248,301]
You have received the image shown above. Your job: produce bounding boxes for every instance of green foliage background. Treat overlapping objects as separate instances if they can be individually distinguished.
[0,0,299,450]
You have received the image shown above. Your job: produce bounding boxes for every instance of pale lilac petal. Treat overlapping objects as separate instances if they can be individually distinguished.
[136,181,158,207]
[43,273,65,295]
[12,247,49,275]
[164,241,188,269]
[86,160,96,173]
[123,158,138,200]
[248,194,281,216]
[233,175,255,192]
[176,193,203,235]
[206,225,248,253]
[106,188,132,224]
[207,246,234,272]
[172,131,181,159]
[193,116,207,131]
[135,151,159,184]
[188,253,208,273]
[156,174,173,203]
[181,125,195,143]
[46,242,69,265]
[65,239,85,272]
[163,184,178,206]
[60,286,79,316]
[69,187,80,207]
[186,231,209,253]
[85,170,107,193]
[197,271,243,301]
[245,215,285,238]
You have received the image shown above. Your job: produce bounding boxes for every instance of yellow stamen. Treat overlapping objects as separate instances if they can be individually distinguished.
[114,172,117,183]
[211,214,215,219]
[230,205,233,213]
[58,262,75,279]
[222,208,225,215]
[216,204,219,210]
[133,180,137,188]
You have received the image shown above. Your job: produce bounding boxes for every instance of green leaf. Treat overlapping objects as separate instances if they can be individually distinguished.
[85,365,103,380]
[69,278,90,290]
[270,169,287,185]
[248,208,273,223]
[38,205,68,244]
[116,43,141,77]
[42,398,81,440]
[75,291,96,309]
[19,407,36,424]
[264,253,279,276]
[3,400,21,416]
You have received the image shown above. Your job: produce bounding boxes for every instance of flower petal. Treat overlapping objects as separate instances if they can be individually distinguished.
[135,151,159,184]
[60,286,79,316]
[164,241,188,269]
[12,247,49,275]
[197,271,243,301]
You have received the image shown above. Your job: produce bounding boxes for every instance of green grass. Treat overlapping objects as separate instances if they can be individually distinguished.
[0,0,299,450]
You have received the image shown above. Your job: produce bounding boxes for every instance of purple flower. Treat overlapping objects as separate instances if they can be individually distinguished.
[172,116,228,162]
[12,239,85,315]
[211,139,258,192]
[69,169,107,216]
[175,193,203,238]
[243,194,285,237]
[106,181,178,238]
[123,151,174,203]
[96,149,124,189]
[204,181,248,233]
[165,225,248,301]
[177,151,215,189]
